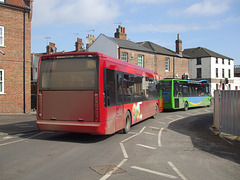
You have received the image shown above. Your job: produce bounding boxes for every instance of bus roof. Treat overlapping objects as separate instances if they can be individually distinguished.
[162,78,209,84]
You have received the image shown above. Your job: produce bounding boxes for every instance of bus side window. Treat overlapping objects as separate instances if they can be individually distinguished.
[104,69,116,107]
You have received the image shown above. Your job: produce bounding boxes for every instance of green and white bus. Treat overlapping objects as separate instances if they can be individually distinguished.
[161,79,212,111]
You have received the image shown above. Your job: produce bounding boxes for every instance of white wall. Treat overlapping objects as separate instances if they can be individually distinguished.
[189,57,211,78]
[210,57,234,79]
[87,34,118,58]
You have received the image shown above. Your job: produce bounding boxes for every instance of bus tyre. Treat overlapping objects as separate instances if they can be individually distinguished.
[123,111,131,134]
[207,99,212,107]
[184,102,188,111]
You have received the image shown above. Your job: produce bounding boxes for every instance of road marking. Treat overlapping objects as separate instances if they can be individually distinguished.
[158,128,164,147]
[131,166,177,179]
[136,144,156,150]
[0,132,44,146]
[149,126,160,130]
[100,159,128,180]
[168,161,188,180]
[157,121,166,125]
[168,116,184,124]
[120,143,128,159]
[144,132,157,136]
[121,126,146,143]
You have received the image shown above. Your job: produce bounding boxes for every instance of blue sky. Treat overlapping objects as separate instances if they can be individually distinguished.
[31,0,240,65]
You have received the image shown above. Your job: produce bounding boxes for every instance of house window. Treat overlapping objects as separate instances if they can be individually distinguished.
[0,0,5,3]
[0,69,4,94]
[228,69,231,78]
[222,69,225,78]
[138,55,144,67]
[197,68,202,78]
[0,26,4,46]
[121,52,128,62]
[196,58,201,65]
[228,59,230,65]
[216,68,218,78]
[222,58,224,64]
[216,84,219,90]
[165,57,170,71]
[216,57,218,64]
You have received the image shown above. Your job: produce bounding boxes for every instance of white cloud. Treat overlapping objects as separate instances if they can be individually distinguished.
[128,21,223,33]
[32,0,120,26]
[170,0,230,17]
[125,0,174,4]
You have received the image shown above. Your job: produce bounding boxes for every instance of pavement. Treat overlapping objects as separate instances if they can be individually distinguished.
[0,112,38,136]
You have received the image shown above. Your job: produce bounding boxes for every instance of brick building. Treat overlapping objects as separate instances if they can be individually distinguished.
[88,25,189,78]
[0,0,33,113]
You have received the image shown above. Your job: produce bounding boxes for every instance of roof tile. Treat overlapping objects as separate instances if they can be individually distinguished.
[6,0,29,8]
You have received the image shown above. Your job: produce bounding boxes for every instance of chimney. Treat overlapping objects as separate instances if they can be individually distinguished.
[85,34,96,49]
[75,38,84,52]
[114,25,127,40]
[175,34,182,56]
[46,42,57,54]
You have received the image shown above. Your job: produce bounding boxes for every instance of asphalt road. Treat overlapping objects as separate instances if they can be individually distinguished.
[1,106,240,180]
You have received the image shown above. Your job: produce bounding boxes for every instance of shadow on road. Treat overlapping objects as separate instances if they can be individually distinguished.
[168,113,240,164]
[28,131,113,144]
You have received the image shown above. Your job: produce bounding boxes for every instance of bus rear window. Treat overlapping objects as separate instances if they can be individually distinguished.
[39,57,98,90]
[162,81,171,92]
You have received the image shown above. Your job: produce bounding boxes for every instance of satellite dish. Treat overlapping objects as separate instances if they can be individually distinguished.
[85,37,91,44]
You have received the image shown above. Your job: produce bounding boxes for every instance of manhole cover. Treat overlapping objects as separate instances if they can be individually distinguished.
[90,165,126,175]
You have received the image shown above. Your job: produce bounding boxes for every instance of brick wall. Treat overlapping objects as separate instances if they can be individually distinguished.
[119,49,189,79]
[0,5,32,113]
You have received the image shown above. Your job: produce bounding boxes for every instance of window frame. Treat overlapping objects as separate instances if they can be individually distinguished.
[165,57,170,71]
[138,55,144,67]
[121,52,128,62]
[0,69,4,94]
[216,68,218,78]
[222,69,225,78]
[0,26,4,47]
[197,68,202,78]
[196,58,201,65]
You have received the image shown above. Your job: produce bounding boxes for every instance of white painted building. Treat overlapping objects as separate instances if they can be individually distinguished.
[183,47,239,96]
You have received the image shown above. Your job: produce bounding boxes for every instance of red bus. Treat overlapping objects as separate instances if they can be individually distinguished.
[37,52,163,135]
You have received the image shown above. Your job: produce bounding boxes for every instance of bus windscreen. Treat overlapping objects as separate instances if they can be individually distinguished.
[39,57,98,90]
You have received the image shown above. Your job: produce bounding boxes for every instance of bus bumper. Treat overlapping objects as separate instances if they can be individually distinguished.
[37,120,108,135]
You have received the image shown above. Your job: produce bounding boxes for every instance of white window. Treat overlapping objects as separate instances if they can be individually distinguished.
[121,52,128,62]
[0,69,4,94]
[0,26,4,46]
[138,55,144,67]
[165,58,170,71]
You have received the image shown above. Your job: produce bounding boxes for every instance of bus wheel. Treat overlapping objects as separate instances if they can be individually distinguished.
[184,102,188,111]
[207,99,212,107]
[123,111,131,134]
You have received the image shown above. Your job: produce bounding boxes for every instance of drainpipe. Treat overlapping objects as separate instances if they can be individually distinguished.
[23,10,26,113]
[173,57,175,78]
